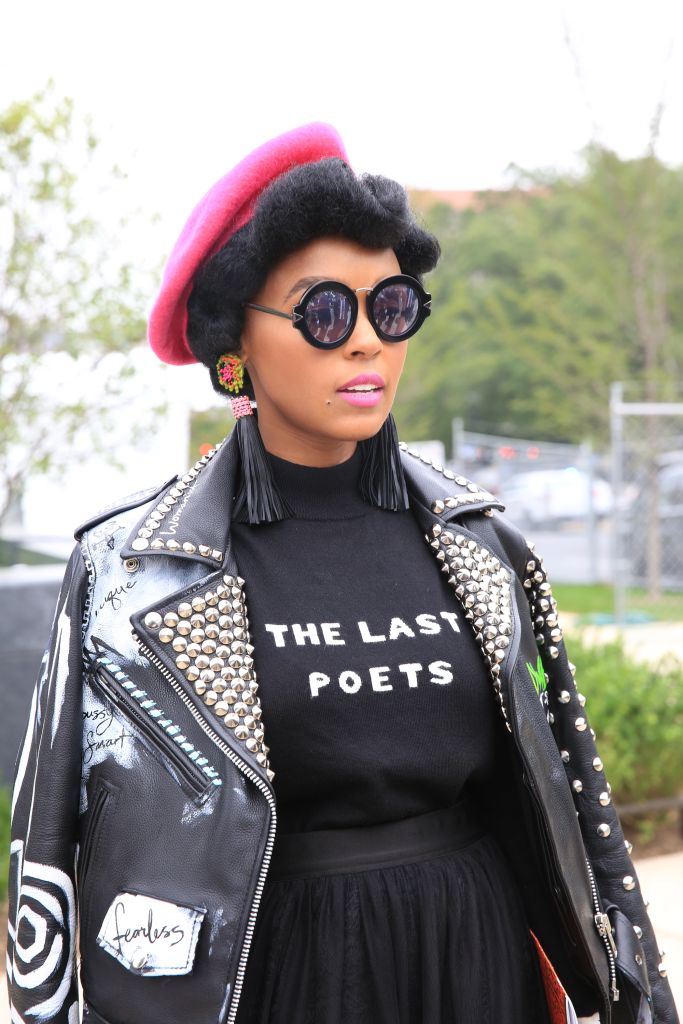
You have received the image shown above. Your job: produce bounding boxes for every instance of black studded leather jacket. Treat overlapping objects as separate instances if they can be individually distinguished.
[7,431,678,1024]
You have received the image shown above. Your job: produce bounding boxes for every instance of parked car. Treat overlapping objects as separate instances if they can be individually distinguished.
[500,467,613,529]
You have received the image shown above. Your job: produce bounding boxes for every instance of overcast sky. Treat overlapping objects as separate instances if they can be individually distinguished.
[3,0,682,261]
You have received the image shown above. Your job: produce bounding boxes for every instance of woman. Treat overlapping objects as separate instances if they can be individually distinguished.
[7,124,678,1024]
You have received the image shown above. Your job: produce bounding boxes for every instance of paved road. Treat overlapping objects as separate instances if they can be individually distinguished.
[3,851,681,1022]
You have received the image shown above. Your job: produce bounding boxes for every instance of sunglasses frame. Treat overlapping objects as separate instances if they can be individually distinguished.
[245,274,431,350]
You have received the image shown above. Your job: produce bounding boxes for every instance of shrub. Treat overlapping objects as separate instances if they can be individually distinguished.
[565,635,683,805]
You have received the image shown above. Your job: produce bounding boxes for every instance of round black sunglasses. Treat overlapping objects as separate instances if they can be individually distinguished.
[244,274,431,349]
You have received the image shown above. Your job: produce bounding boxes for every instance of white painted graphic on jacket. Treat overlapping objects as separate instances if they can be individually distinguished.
[7,841,76,1022]
[50,602,72,747]
[97,892,205,976]
[263,611,462,698]
[80,684,138,806]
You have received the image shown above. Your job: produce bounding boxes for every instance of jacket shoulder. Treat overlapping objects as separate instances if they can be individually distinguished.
[73,474,178,541]
[400,443,505,518]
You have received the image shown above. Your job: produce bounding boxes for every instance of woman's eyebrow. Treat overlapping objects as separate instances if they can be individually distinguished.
[284,276,324,302]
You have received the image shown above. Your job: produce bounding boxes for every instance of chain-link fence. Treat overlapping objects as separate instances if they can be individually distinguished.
[451,421,611,585]
[611,383,683,625]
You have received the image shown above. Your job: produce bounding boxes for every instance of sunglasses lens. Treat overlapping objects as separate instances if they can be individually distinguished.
[303,289,354,345]
[372,282,420,338]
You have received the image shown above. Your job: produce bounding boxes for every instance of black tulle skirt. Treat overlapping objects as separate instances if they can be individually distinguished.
[236,803,550,1024]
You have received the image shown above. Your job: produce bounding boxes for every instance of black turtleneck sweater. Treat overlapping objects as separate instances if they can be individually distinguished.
[230,448,498,833]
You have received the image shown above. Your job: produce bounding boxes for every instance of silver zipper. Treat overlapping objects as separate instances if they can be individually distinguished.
[585,856,619,1003]
[132,632,277,1024]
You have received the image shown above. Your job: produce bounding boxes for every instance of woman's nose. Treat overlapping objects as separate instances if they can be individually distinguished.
[346,308,382,358]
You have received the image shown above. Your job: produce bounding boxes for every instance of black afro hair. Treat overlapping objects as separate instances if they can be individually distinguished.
[186,157,440,397]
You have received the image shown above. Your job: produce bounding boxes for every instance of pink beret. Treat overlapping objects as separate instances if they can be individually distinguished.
[148,122,349,365]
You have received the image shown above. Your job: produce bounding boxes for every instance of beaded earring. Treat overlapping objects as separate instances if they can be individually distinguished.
[215,354,290,524]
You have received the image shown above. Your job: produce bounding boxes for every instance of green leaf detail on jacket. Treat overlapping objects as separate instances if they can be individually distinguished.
[527,655,547,695]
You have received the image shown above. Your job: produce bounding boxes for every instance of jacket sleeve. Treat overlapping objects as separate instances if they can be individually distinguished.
[7,544,90,1024]
[514,536,679,1024]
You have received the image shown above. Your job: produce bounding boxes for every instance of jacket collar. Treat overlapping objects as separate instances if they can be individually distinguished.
[120,430,504,571]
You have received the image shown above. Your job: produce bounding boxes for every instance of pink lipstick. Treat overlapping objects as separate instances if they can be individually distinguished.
[336,373,385,408]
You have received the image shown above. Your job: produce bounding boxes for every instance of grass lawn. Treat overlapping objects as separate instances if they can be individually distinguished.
[553,582,683,621]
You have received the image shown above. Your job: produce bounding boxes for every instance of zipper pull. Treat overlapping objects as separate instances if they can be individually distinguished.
[594,913,620,1001]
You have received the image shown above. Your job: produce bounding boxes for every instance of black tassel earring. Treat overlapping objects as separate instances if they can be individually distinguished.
[216,355,290,524]
[359,413,409,512]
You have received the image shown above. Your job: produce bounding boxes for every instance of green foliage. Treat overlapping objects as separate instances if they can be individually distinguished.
[0,786,10,904]
[395,148,683,450]
[0,83,159,528]
[566,636,683,804]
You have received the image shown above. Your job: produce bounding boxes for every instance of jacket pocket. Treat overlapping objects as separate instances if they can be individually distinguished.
[79,779,117,926]
[606,905,653,1024]
[96,891,206,977]
[90,659,222,804]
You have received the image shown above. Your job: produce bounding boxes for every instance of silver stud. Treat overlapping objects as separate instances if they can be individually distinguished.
[199,545,211,557]
[175,653,191,670]
[560,750,570,763]
[572,779,583,793]
[658,964,667,978]
[131,538,149,551]
[599,792,610,806]
[592,757,603,771]
[597,823,611,838]
[164,612,179,627]
[625,839,633,854]
[166,539,181,552]
[575,717,587,732]
[577,692,586,707]
[623,875,636,891]
[558,690,571,704]
[158,627,174,644]
[633,924,643,939]
[635,954,643,966]
[182,542,197,554]
[144,612,163,630]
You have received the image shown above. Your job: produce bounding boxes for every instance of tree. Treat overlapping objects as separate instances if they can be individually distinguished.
[0,85,161,532]
[394,149,683,454]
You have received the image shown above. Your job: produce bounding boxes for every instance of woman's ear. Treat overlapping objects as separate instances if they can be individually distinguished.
[239,314,254,369]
